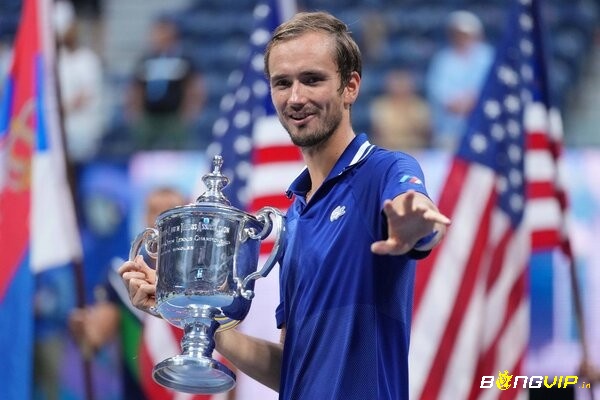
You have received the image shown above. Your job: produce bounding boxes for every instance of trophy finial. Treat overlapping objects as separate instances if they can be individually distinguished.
[212,154,224,174]
[196,155,231,205]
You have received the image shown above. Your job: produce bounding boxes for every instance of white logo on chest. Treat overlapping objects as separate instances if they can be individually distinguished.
[330,205,346,222]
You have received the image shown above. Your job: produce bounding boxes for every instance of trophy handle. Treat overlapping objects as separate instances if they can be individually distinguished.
[129,227,159,262]
[129,227,162,318]
[239,207,285,300]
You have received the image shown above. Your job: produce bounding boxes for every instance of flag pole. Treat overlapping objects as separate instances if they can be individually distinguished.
[51,18,96,400]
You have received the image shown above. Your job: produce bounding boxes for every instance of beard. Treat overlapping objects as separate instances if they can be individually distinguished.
[280,106,343,149]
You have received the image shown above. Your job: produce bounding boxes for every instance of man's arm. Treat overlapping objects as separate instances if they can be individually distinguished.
[371,190,450,256]
[215,326,285,392]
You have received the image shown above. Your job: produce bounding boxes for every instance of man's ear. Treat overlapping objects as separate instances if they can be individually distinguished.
[344,71,361,107]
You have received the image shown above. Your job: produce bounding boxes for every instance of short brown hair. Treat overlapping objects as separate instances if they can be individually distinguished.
[264,11,362,91]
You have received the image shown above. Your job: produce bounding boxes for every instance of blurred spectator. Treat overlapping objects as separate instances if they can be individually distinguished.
[34,266,77,400]
[54,0,106,165]
[369,69,431,150]
[125,14,206,151]
[425,10,493,151]
[360,11,387,62]
[59,163,130,399]
[70,0,102,23]
[69,0,105,55]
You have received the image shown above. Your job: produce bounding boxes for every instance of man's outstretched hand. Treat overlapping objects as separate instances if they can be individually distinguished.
[371,190,451,256]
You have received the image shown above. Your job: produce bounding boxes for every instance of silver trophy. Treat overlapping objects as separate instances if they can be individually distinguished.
[129,155,285,394]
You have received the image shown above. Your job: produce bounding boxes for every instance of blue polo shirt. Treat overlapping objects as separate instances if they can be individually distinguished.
[275,134,430,400]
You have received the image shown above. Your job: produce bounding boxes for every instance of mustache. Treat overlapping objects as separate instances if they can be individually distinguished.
[284,106,318,118]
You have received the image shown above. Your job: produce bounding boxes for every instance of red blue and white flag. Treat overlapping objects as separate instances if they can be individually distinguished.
[0,0,81,398]
[409,0,568,399]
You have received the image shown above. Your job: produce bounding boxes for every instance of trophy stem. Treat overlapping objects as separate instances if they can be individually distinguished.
[181,317,217,359]
[152,306,236,394]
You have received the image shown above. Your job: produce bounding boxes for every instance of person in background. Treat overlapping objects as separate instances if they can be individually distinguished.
[425,10,493,151]
[125,14,206,151]
[119,11,450,400]
[69,0,105,55]
[34,266,77,400]
[369,69,431,150]
[54,0,106,166]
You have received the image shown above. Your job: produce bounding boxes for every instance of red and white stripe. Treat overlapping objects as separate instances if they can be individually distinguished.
[524,103,565,251]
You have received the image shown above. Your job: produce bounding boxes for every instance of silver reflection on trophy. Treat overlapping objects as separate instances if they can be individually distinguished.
[129,155,285,394]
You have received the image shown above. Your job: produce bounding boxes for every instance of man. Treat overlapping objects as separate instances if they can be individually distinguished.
[425,10,493,151]
[126,14,205,150]
[120,11,450,400]
[54,0,105,165]
[369,69,432,150]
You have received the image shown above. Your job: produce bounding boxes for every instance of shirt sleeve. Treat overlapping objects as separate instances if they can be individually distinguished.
[381,152,430,207]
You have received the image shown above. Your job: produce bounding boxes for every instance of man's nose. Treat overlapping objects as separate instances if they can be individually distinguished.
[289,81,306,103]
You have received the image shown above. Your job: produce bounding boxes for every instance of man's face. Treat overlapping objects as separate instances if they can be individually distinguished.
[150,21,177,52]
[450,28,479,51]
[267,32,357,148]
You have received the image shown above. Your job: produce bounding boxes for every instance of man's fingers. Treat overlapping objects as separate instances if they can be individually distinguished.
[125,275,153,294]
[118,260,139,276]
[371,239,411,256]
[423,209,452,225]
[132,284,156,310]
[119,255,149,271]
[382,199,399,220]
[137,281,156,297]
[122,270,151,281]
[371,241,395,255]
[125,276,156,310]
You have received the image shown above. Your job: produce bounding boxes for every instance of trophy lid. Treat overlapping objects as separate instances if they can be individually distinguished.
[196,155,231,206]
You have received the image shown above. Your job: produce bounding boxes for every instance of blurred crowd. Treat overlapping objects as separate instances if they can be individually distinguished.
[0,0,508,163]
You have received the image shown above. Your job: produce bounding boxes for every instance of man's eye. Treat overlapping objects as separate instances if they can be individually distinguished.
[273,79,290,88]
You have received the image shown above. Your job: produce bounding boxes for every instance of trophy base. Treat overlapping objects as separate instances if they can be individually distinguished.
[153,354,236,394]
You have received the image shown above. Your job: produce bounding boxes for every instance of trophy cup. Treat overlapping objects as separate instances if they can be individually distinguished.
[129,155,285,394]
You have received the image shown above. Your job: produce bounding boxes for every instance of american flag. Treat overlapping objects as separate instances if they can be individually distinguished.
[206,0,302,217]
[409,0,567,399]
